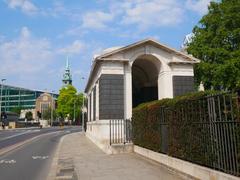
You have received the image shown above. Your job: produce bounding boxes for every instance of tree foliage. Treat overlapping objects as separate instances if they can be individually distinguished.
[74,93,85,123]
[187,0,240,90]
[25,111,33,121]
[42,107,56,121]
[11,107,23,115]
[57,85,84,121]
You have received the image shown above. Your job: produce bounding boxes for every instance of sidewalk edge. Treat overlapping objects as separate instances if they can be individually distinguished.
[47,133,66,180]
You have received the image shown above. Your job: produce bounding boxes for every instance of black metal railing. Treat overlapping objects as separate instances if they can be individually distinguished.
[110,119,132,145]
[157,92,240,177]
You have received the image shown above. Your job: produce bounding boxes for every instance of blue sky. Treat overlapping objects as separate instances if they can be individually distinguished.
[0,0,211,93]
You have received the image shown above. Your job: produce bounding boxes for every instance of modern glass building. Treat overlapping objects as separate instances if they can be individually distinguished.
[0,84,58,112]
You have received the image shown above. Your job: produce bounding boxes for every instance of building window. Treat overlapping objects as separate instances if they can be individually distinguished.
[40,103,49,115]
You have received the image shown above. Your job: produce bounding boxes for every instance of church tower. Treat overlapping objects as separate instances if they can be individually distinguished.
[62,57,72,86]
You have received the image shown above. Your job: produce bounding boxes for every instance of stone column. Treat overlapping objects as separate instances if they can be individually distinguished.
[124,63,132,119]
[158,71,173,99]
[87,94,90,122]
[96,82,99,121]
[91,90,93,121]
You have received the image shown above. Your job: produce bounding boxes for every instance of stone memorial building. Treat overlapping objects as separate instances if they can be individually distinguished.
[84,39,200,152]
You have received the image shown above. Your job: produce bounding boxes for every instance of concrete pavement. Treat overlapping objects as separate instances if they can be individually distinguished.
[49,133,195,180]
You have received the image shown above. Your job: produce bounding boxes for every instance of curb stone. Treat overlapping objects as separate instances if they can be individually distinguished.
[56,157,75,180]
[47,132,81,180]
[47,134,66,180]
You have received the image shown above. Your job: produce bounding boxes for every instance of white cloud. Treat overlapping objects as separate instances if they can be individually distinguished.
[78,0,183,32]
[20,26,31,38]
[5,0,70,17]
[0,35,5,43]
[5,0,38,15]
[64,27,88,37]
[120,0,183,30]
[0,27,53,75]
[40,1,70,18]
[81,11,114,30]
[185,0,212,15]
[57,40,85,55]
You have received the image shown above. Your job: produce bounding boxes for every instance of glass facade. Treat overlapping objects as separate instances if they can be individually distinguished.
[0,84,58,112]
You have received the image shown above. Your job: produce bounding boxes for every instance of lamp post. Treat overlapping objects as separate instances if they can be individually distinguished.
[51,90,55,127]
[0,79,6,123]
[82,93,85,131]
[80,77,85,131]
[73,99,76,123]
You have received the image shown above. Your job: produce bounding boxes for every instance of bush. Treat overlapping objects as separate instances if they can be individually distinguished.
[132,91,214,151]
[132,90,240,175]
[25,111,33,121]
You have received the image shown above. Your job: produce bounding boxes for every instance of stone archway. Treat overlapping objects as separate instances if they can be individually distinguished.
[132,54,161,108]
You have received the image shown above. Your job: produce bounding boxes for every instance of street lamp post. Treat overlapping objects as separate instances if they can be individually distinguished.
[4,83,7,112]
[82,93,85,131]
[73,99,76,123]
[0,79,6,123]
[80,77,85,131]
[51,90,55,127]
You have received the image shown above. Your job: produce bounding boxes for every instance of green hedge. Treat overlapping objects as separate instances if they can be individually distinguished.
[133,91,213,152]
[132,91,240,175]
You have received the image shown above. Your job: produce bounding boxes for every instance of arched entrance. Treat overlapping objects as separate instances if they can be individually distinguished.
[132,55,161,108]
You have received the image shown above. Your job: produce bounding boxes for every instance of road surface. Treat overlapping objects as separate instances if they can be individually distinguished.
[0,126,81,180]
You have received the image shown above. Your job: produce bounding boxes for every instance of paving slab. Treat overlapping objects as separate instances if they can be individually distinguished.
[49,132,195,180]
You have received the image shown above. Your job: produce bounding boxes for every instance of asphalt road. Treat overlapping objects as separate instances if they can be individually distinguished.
[0,127,67,149]
[0,127,40,141]
[0,126,81,180]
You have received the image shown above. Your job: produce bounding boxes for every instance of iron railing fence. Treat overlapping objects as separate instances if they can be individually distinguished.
[157,92,240,177]
[110,119,132,145]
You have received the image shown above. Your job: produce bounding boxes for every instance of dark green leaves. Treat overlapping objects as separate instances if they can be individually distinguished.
[188,0,240,90]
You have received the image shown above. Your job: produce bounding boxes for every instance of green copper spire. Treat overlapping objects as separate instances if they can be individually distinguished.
[66,56,70,70]
[62,57,72,86]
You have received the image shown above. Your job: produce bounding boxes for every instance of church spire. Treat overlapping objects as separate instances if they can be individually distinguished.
[62,57,72,86]
[66,56,70,70]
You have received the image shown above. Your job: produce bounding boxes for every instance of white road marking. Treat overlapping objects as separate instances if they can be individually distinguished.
[0,132,30,141]
[32,156,49,160]
[0,129,40,141]
[32,130,40,132]
[0,159,16,164]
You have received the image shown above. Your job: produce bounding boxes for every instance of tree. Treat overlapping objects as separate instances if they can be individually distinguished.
[74,93,85,124]
[37,111,42,119]
[25,111,33,121]
[57,85,84,121]
[42,107,57,121]
[11,107,23,115]
[187,0,240,90]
